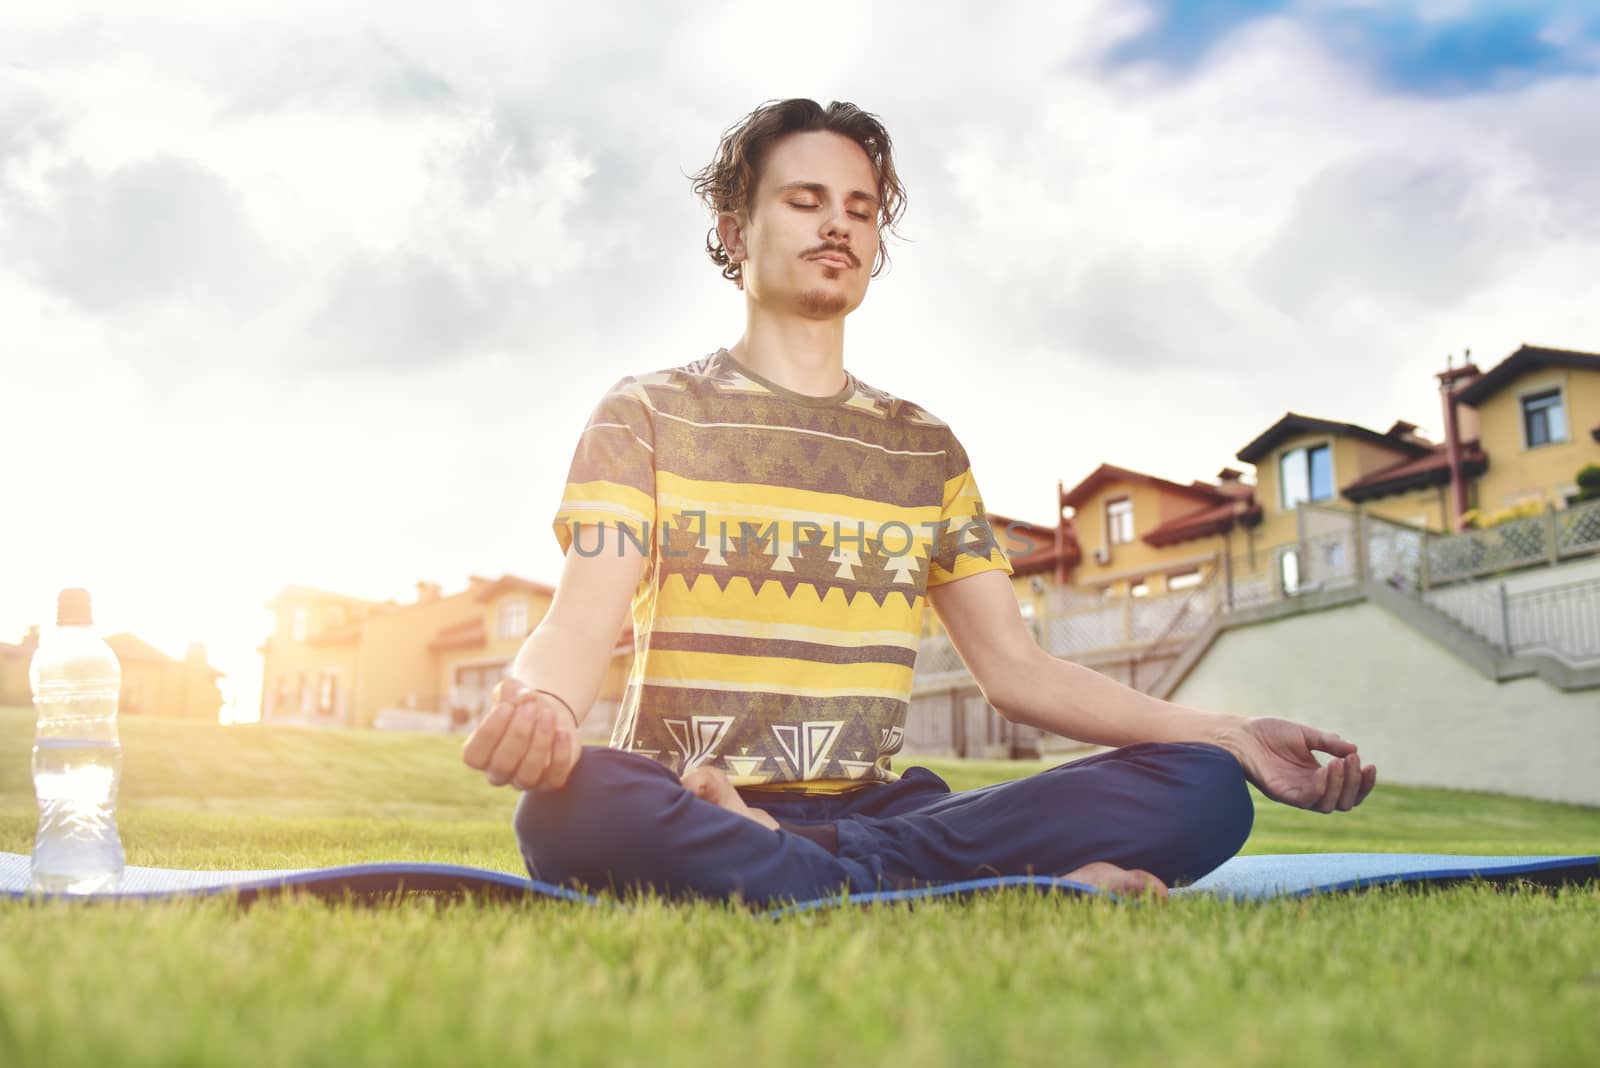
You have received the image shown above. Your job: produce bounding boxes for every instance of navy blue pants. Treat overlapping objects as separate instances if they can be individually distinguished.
[513,741,1254,905]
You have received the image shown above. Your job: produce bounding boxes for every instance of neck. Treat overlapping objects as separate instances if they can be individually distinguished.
[727,301,848,397]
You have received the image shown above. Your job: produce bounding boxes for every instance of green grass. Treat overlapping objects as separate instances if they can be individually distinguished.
[1,707,1596,1068]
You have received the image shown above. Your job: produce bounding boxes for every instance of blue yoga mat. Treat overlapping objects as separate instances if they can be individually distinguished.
[2,852,1593,911]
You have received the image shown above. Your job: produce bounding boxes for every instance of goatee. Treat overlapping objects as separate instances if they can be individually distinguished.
[797,288,848,317]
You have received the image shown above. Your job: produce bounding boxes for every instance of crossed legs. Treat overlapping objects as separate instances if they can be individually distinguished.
[514,742,1254,906]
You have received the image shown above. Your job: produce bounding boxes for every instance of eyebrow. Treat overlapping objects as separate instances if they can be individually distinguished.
[774,180,880,207]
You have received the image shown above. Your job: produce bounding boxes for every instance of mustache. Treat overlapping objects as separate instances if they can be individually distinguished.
[801,243,859,266]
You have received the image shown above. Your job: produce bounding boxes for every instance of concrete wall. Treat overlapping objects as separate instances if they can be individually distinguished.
[1171,599,1600,806]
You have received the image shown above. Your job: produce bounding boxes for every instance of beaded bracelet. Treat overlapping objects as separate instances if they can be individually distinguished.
[532,688,580,729]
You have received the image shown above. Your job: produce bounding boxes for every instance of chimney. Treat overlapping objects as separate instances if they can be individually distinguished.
[415,581,442,604]
[1436,352,1484,531]
[1215,467,1251,498]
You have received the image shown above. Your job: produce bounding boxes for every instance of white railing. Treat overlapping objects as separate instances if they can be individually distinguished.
[911,497,1600,697]
[1507,579,1600,667]
[1426,577,1600,667]
[1423,581,1510,651]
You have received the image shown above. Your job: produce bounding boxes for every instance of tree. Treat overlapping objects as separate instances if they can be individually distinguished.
[1577,463,1600,503]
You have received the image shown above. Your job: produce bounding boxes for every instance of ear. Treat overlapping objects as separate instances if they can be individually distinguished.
[716,211,747,263]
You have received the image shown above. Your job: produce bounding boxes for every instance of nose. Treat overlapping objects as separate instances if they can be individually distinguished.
[821,206,852,244]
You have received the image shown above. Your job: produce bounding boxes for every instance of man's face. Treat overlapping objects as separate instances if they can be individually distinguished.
[724,129,881,320]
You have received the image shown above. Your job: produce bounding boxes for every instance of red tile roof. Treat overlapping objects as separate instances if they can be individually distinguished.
[1143,498,1263,547]
[469,574,556,602]
[1053,464,1266,555]
[986,511,1080,576]
[106,633,177,664]
[1453,345,1600,407]
[265,585,385,611]
[1061,464,1223,509]
[1343,440,1489,503]
[1237,413,1433,465]
[427,619,486,652]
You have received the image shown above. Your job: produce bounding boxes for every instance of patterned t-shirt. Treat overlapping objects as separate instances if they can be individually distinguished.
[552,348,1013,793]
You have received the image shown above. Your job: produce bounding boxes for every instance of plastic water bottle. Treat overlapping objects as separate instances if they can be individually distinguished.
[30,588,125,894]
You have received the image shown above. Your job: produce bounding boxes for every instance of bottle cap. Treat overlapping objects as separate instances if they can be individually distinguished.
[56,588,93,626]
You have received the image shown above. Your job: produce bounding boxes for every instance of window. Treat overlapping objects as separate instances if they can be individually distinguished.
[1280,443,1333,509]
[498,599,528,640]
[290,609,308,641]
[1130,578,1150,598]
[318,671,339,717]
[1522,389,1568,448]
[1279,547,1301,595]
[1106,497,1134,545]
[1167,569,1203,591]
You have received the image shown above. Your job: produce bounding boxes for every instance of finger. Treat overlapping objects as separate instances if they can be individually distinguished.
[540,721,579,791]
[512,703,560,790]
[682,767,731,803]
[1318,757,1345,814]
[484,701,537,785]
[681,767,713,799]
[1337,754,1362,810]
[1353,764,1378,807]
[1312,729,1357,758]
[489,676,526,707]
[461,700,515,770]
[1307,759,1330,807]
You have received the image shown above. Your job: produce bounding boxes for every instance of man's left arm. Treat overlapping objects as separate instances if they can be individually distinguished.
[927,569,1377,813]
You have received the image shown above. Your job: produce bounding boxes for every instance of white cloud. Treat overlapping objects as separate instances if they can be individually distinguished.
[2,1,1598,722]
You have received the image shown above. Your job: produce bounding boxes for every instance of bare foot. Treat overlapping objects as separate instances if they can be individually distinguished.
[682,766,780,831]
[1061,861,1169,900]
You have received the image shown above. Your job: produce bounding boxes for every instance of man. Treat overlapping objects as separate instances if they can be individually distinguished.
[462,99,1377,904]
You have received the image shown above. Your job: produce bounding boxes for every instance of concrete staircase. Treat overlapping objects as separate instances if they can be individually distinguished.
[1151,579,1600,699]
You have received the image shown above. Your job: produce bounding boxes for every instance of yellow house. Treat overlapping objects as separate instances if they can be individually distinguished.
[108,635,225,720]
[1232,414,1464,594]
[1448,345,1600,515]
[992,343,1599,604]
[0,626,224,720]
[258,574,632,728]
[1052,464,1262,599]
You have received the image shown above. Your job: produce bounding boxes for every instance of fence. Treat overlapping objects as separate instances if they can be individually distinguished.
[1216,497,1600,598]
[1423,499,1600,585]
[1424,577,1600,667]
[909,496,1600,736]
[1281,499,1600,668]
[910,580,1219,696]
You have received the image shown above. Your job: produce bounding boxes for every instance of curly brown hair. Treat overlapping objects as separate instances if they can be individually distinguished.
[689,98,908,289]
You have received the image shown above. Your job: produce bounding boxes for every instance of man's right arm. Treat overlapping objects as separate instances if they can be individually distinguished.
[460,523,648,790]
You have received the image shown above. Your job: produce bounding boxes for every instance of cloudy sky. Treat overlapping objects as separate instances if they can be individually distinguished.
[3,0,1598,721]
